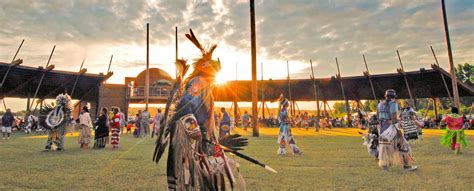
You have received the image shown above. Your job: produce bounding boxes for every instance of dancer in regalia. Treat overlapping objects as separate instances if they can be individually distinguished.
[40,93,72,151]
[360,114,379,159]
[399,102,423,142]
[440,107,468,154]
[376,89,417,171]
[110,107,121,149]
[277,95,303,155]
[153,29,260,190]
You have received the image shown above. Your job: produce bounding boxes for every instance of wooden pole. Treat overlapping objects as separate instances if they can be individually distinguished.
[335,57,351,124]
[1,39,25,88]
[430,46,453,102]
[250,0,258,137]
[440,0,460,108]
[433,98,439,121]
[71,57,85,97]
[261,62,265,119]
[30,45,55,111]
[233,100,238,127]
[286,61,293,115]
[363,55,378,105]
[397,50,417,109]
[235,62,238,81]
[175,26,178,79]
[310,59,321,118]
[146,23,150,111]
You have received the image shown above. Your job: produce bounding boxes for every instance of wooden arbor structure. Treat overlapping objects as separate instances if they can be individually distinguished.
[0,61,112,118]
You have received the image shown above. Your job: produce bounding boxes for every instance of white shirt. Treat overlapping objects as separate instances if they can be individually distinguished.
[79,112,92,127]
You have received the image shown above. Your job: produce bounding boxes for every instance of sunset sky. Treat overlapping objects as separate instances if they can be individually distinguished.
[0,0,473,111]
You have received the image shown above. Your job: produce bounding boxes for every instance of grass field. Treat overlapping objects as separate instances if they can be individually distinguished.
[0,128,473,190]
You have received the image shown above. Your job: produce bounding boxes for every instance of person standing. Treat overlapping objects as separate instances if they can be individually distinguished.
[242,110,250,130]
[78,106,93,150]
[1,109,15,140]
[94,108,109,149]
[152,108,162,138]
[134,111,141,137]
[377,89,417,171]
[119,109,126,135]
[219,107,231,138]
[277,97,303,155]
[440,107,468,154]
[110,107,121,148]
[140,109,150,138]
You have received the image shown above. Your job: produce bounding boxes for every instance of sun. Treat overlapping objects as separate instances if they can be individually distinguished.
[215,71,230,84]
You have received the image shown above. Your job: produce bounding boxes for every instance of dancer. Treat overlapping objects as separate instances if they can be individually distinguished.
[219,107,231,137]
[40,93,72,151]
[153,29,271,190]
[360,115,379,159]
[277,95,303,155]
[242,110,250,130]
[376,89,417,171]
[440,107,468,154]
[110,107,121,148]
[399,102,423,142]
[94,107,109,149]
[78,106,93,150]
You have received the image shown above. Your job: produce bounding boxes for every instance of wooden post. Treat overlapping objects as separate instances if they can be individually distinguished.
[335,57,351,125]
[286,60,293,115]
[261,62,265,119]
[433,98,439,121]
[250,0,258,137]
[71,58,85,97]
[430,46,453,102]
[310,59,321,118]
[1,39,24,88]
[30,45,55,111]
[397,50,417,109]
[146,23,150,111]
[323,100,327,117]
[175,26,178,79]
[363,55,378,105]
[441,0,460,108]
[233,100,238,127]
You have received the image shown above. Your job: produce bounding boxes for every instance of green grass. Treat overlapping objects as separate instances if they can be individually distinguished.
[0,131,473,190]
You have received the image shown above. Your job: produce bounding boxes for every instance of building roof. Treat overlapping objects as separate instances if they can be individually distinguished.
[0,61,112,102]
[214,65,473,102]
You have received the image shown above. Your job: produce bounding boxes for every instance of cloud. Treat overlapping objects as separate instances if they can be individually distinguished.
[0,0,472,84]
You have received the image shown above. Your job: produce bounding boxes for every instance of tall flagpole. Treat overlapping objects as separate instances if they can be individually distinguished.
[250,0,259,137]
[441,0,460,108]
[146,23,150,110]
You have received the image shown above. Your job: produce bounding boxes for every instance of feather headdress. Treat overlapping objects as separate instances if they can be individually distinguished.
[185,29,221,75]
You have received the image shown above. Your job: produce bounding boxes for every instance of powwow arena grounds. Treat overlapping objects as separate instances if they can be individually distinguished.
[1,127,473,190]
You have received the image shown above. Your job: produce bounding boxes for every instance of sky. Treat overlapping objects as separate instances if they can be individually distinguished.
[0,0,473,111]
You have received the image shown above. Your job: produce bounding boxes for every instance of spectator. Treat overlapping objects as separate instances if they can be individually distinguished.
[133,113,141,138]
[152,108,162,138]
[78,106,93,150]
[140,109,150,138]
[242,111,250,130]
[2,109,15,140]
[119,108,126,135]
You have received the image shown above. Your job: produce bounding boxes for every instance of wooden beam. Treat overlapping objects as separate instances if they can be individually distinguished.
[310,59,320,117]
[430,46,453,102]
[363,54,378,105]
[397,50,417,109]
[0,40,24,88]
[70,58,86,97]
[30,45,56,111]
[335,57,351,124]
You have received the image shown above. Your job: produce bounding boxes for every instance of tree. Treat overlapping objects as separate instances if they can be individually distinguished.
[455,63,473,85]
